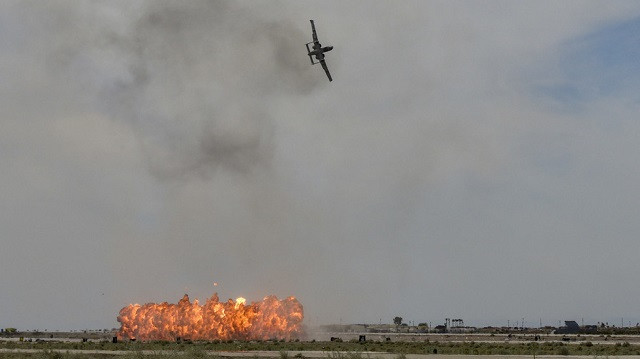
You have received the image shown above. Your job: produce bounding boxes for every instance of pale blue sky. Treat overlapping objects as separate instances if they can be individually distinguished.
[537,15,640,111]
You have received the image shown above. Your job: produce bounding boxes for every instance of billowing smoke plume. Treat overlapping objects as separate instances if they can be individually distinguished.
[46,0,321,179]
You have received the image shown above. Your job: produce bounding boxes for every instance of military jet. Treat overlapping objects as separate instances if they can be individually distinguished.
[306,20,334,82]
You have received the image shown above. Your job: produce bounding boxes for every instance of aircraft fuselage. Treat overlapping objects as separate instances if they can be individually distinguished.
[309,44,333,61]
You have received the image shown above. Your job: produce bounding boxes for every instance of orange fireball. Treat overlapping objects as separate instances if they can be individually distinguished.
[117,293,303,341]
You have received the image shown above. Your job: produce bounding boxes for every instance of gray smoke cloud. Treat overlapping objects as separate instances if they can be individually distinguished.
[44,0,319,180]
[123,2,317,179]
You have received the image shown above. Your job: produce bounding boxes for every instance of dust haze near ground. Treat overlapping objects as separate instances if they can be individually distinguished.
[2,1,640,331]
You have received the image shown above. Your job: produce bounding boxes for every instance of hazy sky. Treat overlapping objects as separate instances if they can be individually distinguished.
[2,1,640,331]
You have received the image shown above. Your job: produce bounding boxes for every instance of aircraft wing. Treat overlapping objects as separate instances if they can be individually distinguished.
[310,20,318,42]
[320,59,333,82]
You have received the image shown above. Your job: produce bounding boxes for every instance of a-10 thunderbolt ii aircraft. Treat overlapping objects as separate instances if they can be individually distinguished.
[305,20,334,81]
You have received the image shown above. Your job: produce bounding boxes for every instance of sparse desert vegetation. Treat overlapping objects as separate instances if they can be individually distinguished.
[3,338,640,357]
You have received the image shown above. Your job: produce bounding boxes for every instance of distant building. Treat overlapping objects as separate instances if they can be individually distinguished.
[555,321,580,334]
[434,325,447,333]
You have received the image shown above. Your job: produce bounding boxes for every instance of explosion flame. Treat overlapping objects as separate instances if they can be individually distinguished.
[117,293,303,341]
